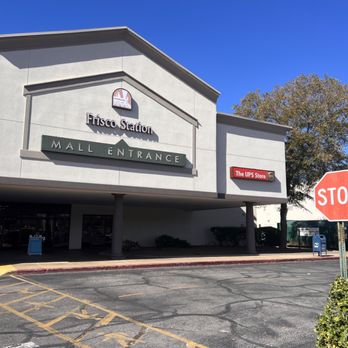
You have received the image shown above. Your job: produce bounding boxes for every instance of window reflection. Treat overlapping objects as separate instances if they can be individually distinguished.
[0,203,70,250]
[82,215,113,247]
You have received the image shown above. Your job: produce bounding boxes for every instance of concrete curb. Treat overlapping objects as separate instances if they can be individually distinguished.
[0,265,16,277]
[11,255,340,275]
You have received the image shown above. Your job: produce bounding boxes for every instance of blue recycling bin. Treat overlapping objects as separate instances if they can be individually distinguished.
[27,235,44,256]
[312,234,327,256]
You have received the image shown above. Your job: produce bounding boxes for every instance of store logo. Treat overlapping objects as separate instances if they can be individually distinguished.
[112,88,132,110]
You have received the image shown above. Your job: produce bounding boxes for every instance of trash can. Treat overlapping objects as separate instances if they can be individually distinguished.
[27,234,45,256]
[312,234,327,256]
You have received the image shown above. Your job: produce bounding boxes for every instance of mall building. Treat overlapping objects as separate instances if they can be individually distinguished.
[0,27,290,257]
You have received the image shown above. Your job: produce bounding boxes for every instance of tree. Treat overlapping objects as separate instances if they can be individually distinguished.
[234,74,348,248]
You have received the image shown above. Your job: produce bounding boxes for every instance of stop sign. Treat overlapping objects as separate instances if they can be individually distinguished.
[314,170,348,221]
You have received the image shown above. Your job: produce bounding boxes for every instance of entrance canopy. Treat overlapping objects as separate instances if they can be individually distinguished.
[0,176,286,210]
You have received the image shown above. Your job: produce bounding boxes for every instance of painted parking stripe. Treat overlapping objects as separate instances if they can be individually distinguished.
[0,303,90,348]
[22,294,67,314]
[0,281,23,289]
[9,274,207,348]
[4,290,49,305]
[4,342,39,348]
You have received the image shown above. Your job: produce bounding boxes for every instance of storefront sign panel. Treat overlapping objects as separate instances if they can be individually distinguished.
[230,167,275,182]
[298,227,319,237]
[41,135,186,167]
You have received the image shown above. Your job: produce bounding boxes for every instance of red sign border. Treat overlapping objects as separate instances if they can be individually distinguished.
[314,169,348,222]
[230,166,275,182]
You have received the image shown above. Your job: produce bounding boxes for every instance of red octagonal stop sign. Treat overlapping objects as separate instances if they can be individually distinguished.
[314,170,348,221]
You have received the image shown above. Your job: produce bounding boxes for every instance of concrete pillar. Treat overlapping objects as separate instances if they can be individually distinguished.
[246,202,256,254]
[111,194,124,259]
[69,205,83,250]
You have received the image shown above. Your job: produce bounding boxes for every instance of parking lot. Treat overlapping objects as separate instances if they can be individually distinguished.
[0,260,339,347]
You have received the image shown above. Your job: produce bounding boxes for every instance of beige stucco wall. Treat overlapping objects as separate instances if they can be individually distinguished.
[0,40,217,193]
[190,207,245,245]
[69,204,193,249]
[69,203,246,249]
[217,123,287,202]
[0,51,29,177]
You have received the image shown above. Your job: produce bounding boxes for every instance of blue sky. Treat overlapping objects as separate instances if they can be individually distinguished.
[1,0,348,113]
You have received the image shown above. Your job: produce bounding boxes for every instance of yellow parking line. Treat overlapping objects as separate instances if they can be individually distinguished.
[0,281,23,289]
[22,294,67,314]
[42,305,81,328]
[0,302,90,348]
[169,285,200,290]
[97,312,116,326]
[10,274,208,348]
[4,290,49,305]
[118,292,144,298]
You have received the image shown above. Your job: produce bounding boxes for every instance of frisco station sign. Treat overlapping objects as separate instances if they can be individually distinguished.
[41,88,187,168]
[86,112,154,135]
[41,135,186,167]
[86,87,154,135]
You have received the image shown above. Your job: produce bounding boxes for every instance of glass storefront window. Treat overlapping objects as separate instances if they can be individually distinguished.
[0,203,70,249]
[82,215,113,247]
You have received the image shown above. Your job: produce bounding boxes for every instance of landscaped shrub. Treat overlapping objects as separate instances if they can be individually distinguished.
[315,276,348,347]
[122,240,141,252]
[211,226,246,246]
[255,226,281,247]
[155,234,190,248]
[211,226,281,247]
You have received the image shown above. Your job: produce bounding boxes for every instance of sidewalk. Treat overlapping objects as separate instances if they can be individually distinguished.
[0,249,343,276]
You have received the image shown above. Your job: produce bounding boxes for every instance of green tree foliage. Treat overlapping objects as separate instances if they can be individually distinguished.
[234,75,348,244]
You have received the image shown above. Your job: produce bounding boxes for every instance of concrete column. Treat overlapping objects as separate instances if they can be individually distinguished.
[69,205,83,250]
[111,194,124,259]
[246,202,256,254]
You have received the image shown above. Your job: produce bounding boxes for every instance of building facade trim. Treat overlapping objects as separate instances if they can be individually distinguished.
[217,112,291,135]
[22,95,32,150]
[0,175,288,204]
[0,175,218,200]
[0,27,220,102]
[22,71,199,174]
[23,71,199,126]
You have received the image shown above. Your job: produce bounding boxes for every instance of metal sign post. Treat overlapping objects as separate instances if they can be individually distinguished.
[337,222,347,278]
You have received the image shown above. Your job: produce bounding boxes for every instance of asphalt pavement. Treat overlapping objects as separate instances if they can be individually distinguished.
[0,260,340,348]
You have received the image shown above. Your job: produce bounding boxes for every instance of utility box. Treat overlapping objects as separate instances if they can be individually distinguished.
[312,234,327,256]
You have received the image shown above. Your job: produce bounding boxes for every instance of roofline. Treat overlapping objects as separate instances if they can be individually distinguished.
[0,27,220,103]
[217,112,292,135]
